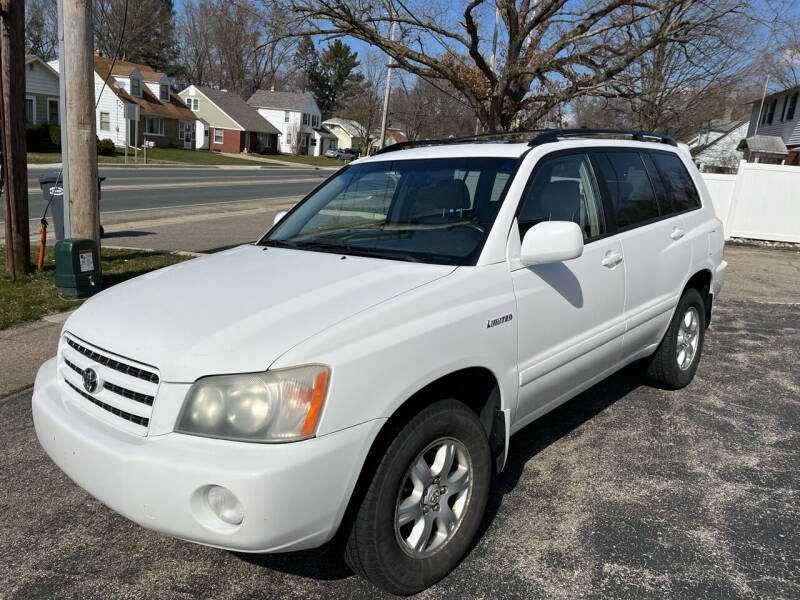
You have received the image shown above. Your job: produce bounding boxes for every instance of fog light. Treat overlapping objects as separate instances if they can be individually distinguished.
[206,485,244,525]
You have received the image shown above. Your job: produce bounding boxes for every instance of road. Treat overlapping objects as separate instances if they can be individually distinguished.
[2,166,329,222]
[1,245,799,598]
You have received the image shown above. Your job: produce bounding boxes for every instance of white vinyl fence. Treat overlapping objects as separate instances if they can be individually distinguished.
[701,162,800,243]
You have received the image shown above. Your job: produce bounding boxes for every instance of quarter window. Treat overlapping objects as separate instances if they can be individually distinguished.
[518,153,605,240]
[650,152,701,213]
[594,152,660,229]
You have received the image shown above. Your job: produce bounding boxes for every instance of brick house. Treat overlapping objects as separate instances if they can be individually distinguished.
[179,85,280,154]
[49,55,198,149]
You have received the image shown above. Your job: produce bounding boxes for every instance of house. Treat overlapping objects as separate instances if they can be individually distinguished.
[687,118,748,174]
[372,127,408,149]
[24,55,61,126]
[49,55,198,150]
[742,85,800,165]
[322,117,370,153]
[179,85,280,154]
[246,90,336,156]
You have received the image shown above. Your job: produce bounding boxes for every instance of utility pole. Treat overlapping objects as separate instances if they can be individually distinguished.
[0,0,31,276]
[378,20,397,150]
[475,5,500,135]
[63,0,99,244]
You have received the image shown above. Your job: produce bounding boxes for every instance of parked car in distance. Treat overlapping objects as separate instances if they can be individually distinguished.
[325,147,358,160]
[32,129,726,595]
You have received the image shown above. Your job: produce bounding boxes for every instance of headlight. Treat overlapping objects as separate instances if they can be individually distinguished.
[175,365,330,442]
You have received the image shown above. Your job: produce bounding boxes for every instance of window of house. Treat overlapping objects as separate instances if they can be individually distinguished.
[131,77,141,97]
[311,137,317,146]
[187,97,199,111]
[286,133,292,144]
[787,92,798,121]
[312,115,319,127]
[99,112,110,131]
[48,99,59,124]
[519,153,606,240]
[25,96,35,123]
[160,84,170,101]
[766,98,777,124]
[781,95,789,121]
[594,152,660,229]
[214,128,224,144]
[302,113,309,125]
[284,111,289,122]
[144,116,164,135]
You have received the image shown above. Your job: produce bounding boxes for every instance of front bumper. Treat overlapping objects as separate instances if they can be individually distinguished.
[32,357,384,553]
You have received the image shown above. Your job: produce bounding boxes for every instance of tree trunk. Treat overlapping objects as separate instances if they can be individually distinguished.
[63,0,99,244]
[0,0,31,276]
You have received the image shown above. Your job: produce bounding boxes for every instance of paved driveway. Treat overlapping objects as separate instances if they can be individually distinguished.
[1,244,798,599]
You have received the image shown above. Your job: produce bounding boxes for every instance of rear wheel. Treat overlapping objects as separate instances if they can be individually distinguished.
[646,287,706,389]
[344,399,491,595]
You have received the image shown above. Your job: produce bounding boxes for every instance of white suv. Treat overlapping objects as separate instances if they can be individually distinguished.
[32,130,726,594]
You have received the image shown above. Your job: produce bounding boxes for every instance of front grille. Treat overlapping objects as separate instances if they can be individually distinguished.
[65,380,150,427]
[59,334,160,435]
[64,358,155,406]
[66,337,159,384]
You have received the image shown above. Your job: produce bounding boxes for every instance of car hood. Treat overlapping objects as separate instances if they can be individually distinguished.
[63,245,455,382]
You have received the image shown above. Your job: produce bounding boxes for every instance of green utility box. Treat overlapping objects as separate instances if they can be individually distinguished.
[54,239,102,298]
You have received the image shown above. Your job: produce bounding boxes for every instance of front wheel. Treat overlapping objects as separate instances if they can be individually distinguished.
[344,399,491,595]
[646,287,706,389]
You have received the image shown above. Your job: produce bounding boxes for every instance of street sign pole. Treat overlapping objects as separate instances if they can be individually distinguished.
[56,0,71,238]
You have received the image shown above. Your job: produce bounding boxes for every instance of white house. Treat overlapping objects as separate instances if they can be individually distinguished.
[687,118,748,174]
[25,55,60,126]
[246,90,336,156]
[50,55,197,149]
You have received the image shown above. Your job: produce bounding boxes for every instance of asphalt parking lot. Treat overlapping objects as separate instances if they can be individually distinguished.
[1,243,798,599]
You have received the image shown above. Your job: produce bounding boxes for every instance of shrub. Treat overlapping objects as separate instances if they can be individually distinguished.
[48,124,61,147]
[97,138,116,156]
[25,123,49,152]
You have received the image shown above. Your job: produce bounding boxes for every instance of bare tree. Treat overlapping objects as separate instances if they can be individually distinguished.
[177,0,294,97]
[287,121,301,154]
[24,0,58,60]
[394,77,477,140]
[337,49,385,149]
[270,0,752,132]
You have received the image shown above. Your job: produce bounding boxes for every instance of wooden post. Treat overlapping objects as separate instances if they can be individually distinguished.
[0,0,31,276]
[63,0,99,244]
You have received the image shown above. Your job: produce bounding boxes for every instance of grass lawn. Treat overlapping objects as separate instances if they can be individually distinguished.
[27,148,268,167]
[272,153,348,167]
[0,245,190,330]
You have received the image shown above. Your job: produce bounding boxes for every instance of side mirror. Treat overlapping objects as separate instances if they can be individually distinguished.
[520,221,584,266]
[273,211,288,225]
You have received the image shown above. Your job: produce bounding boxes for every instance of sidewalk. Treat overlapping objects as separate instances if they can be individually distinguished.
[219,152,340,170]
[0,311,70,397]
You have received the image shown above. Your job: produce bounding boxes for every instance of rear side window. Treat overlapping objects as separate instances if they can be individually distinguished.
[594,152,660,229]
[651,152,701,213]
[518,153,606,240]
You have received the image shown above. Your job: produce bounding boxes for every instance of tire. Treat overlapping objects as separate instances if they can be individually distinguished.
[646,287,706,389]
[344,399,492,595]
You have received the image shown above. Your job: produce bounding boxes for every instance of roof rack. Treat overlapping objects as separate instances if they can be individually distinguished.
[528,128,678,147]
[371,129,549,156]
[370,127,678,157]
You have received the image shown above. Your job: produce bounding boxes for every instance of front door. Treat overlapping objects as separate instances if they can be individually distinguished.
[511,151,626,425]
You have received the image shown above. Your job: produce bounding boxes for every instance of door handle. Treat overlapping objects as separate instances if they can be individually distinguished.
[671,227,685,240]
[601,251,623,268]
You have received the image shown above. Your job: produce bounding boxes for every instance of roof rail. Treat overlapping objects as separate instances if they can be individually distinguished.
[528,128,677,147]
[371,129,550,156]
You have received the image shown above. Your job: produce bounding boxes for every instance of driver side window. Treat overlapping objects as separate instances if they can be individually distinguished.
[518,153,606,241]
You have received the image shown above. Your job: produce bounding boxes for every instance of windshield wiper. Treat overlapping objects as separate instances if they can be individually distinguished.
[293,240,425,263]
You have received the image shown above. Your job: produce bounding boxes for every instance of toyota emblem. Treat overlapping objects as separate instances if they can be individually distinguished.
[82,368,98,393]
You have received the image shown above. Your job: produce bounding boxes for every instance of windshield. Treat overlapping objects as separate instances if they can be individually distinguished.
[260,157,519,265]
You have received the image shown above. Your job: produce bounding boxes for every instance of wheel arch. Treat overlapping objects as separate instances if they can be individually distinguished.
[683,268,713,326]
[332,366,508,545]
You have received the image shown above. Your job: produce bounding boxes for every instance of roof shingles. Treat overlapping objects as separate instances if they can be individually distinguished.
[193,86,280,134]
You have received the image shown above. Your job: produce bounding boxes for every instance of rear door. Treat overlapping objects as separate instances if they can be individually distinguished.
[592,150,692,360]
[511,151,626,424]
